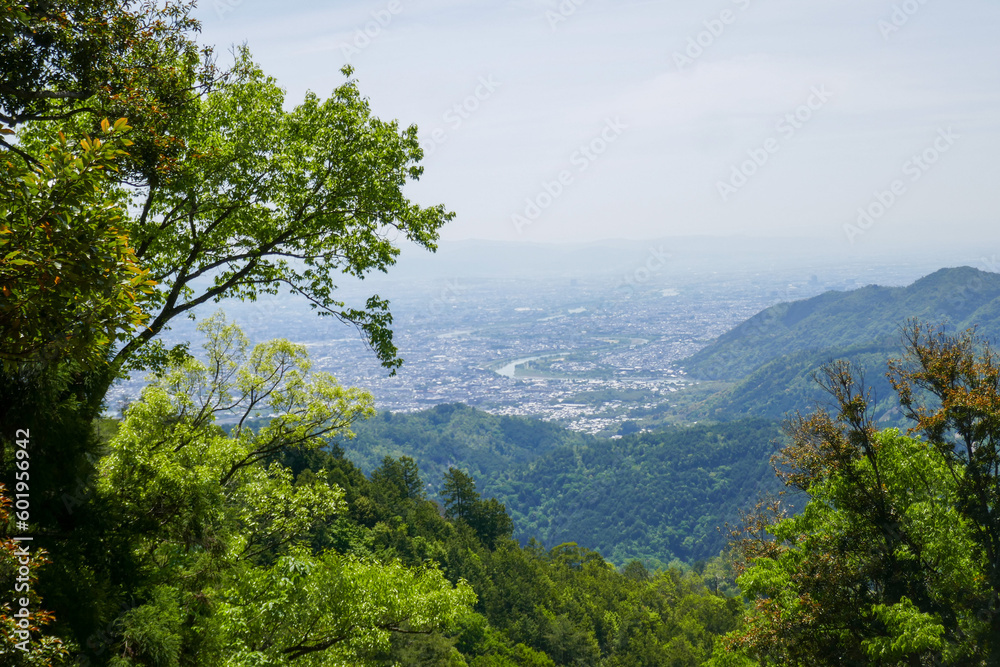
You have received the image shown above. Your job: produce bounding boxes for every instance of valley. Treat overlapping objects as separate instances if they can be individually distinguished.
[107,240,993,435]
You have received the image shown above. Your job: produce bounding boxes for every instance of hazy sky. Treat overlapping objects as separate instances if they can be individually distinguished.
[193,0,1000,250]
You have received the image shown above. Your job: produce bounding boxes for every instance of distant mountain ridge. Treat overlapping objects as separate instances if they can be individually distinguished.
[681,266,1000,421]
[684,266,1000,381]
[340,237,989,289]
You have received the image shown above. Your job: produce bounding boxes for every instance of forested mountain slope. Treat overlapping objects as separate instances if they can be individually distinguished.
[705,342,902,421]
[338,407,787,565]
[684,266,1000,381]
[337,403,597,491]
[488,419,788,566]
[276,445,744,665]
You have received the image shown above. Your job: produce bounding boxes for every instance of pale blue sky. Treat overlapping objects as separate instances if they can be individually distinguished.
[193,0,1000,249]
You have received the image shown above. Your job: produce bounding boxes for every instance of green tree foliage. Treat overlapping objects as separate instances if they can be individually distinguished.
[0,0,213,470]
[719,323,1000,665]
[216,548,475,665]
[1,118,153,368]
[0,6,229,612]
[0,484,73,664]
[2,3,457,657]
[723,429,976,664]
[493,419,785,565]
[57,45,448,382]
[441,467,514,550]
[443,468,481,523]
[706,342,900,423]
[890,322,1000,652]
[341,406,785,565]
[371,455,425,502]
[459,541,742,667]
[78,314,474,665]
[0,121,163,641]
[5,0,452,396]
[277,443,744,666]
[0,121,156,527]
[1,0,218,178]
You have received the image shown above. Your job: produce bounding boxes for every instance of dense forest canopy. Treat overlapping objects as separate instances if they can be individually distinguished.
[341,409,786,566]
[3,1,1000,666]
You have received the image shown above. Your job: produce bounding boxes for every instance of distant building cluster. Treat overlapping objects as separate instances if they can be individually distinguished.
[107,264,916,433]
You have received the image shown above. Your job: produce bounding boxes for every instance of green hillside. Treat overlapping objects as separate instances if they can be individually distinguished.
[684,266,1000,381]
[704,342,903,422]
[489,419,787,566]
[335,403,596,492]
[338,406,787,566]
